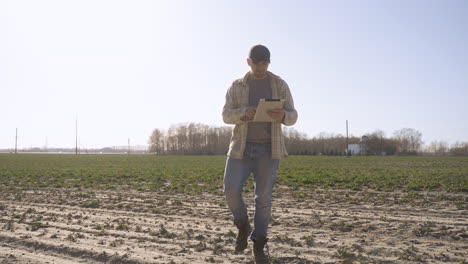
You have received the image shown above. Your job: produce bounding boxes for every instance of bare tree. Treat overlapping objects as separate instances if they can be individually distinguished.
[148,128,165,155]
[148,123,233,155]
[393,128,423,154]
[426,141,448,156]
[449,141,468,156]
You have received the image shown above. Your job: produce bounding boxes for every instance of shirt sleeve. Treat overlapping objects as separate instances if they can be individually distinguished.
[222,83,249,125]
[280,80,298,126]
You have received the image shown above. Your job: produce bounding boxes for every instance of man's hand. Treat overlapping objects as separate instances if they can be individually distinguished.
[243,107,256,121]
[268,108,285,122]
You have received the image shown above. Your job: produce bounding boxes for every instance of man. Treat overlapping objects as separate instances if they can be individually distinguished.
[222,45,298,263]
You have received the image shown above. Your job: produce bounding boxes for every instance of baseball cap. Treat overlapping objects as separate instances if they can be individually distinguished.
[249,45,270,64]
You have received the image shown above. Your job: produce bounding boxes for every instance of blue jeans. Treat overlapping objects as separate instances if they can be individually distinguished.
[223,142,279,240]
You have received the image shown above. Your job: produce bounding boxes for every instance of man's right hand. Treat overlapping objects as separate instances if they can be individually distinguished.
[244,107,256,121]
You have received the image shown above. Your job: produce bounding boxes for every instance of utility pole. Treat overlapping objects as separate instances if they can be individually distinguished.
[15,128,18,154]
[128,137,130,155]
[346,120,349,156]
[75,117,78,155]
[380,134,383,156]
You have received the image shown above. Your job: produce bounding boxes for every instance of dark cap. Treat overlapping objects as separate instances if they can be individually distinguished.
[249,45,270,63]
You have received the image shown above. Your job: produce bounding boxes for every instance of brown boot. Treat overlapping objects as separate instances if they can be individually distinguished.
[252,236,270,264]
[234,219,252,252]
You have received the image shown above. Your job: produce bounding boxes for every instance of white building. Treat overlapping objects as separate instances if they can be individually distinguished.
[347,136,369,155]
[347,143,362,155]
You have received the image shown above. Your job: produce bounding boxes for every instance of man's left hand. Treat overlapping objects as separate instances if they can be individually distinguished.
[267,108,285,122]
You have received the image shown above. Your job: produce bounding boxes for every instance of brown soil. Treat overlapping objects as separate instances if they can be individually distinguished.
[0,188,466,263]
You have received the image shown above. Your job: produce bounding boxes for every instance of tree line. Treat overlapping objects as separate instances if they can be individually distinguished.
[148,123,232,155]
[148,123,468,156]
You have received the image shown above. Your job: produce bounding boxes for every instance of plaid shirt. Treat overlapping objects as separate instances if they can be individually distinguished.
[222,71,298,160]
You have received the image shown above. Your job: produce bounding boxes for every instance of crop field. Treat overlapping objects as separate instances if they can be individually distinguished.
[0,154,467,263]
[1,154,467,193]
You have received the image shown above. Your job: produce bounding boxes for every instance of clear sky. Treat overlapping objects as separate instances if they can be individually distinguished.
[1,0,467,149]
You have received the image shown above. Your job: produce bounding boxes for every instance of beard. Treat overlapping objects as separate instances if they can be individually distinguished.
[252,71,267,79]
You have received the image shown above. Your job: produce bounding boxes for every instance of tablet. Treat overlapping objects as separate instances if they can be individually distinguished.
[252,99,285,122]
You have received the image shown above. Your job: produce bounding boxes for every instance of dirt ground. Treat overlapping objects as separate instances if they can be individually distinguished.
[0,187,466,264]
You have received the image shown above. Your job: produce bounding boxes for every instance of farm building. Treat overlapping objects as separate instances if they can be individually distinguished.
[348,143,362,155]
[347,136,369,155]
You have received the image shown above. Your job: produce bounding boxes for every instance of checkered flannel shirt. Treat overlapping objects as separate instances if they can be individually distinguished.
[222,71,298,160]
